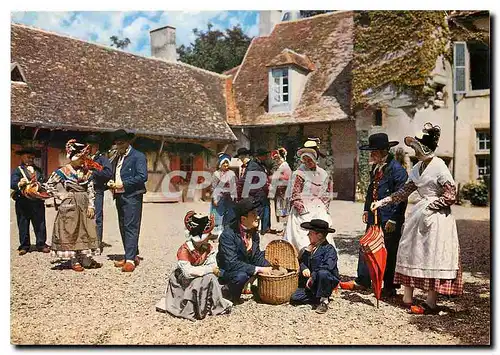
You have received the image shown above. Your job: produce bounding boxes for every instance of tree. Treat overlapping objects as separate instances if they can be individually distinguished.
[110,36,131,49]
[177,23,252,73]
[299,10,334,18]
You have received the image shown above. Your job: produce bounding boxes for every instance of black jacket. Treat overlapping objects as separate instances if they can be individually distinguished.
[216,223,269,277]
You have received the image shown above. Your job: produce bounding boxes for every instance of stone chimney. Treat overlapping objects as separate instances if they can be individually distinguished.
[259,11,283,37]
[150,25,177,62]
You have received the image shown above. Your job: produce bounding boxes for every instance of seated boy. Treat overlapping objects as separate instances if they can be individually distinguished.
[216,198,273,303]
[290,219,340,314]
[156,211,232,321]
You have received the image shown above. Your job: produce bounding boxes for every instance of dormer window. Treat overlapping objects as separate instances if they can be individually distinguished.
[272,68,289,104]
[11,63,27,83]
[266,49,315,114]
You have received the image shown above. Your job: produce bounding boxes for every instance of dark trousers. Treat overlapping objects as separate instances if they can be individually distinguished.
[115,193,143,261]
[94,190,104,245]
[355,223,402,290]
[257,200,271,233]
[15,199,47,250]
[291,270,337,305]
[220,271,251,301]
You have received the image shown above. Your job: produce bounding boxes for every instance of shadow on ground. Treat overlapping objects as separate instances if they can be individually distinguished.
[409,282,490,345]
[456,219,490,276]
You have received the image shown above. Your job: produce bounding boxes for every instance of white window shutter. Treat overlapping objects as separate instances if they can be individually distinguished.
[453,42,467,94]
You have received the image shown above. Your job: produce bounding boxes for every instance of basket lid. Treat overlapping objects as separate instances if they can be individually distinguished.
[265,239,299,270]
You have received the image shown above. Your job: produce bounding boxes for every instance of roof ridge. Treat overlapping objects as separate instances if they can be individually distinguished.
[11,22,229,80]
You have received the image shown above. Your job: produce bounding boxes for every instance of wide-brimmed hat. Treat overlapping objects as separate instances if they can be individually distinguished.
[300,219,336,234]
[404,122,441,154]
[234,198,261,218]
[359,133,399,151]
[15,146,41,157]
[111,129,135,143]
[234,147,252,158]
[84,133,102,144]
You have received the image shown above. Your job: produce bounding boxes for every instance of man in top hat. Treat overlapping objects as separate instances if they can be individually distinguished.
[107,129,148,272]
[340,133,408,298]
[237,148,272,234]
[84,134,113,252]
[216,198,272,303]
[290,219,339,314]
[234,147,252,179]
[10,147,50,255]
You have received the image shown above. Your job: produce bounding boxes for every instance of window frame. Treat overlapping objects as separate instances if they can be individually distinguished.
[476,130,491,153]
[268,67,291,113]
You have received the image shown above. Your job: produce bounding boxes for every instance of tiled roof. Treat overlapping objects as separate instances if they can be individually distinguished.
[230,11,354,126]
[11,24,236,142]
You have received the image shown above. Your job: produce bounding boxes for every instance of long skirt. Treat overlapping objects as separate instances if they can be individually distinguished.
[156,269,233,322]
[51,191,99,259]
[210,195,236,236]
[285,198,336,252]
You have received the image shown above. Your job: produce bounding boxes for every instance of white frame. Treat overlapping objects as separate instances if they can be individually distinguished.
[269,67,291,113]
[476,130,491,152]
[477,156,490,177]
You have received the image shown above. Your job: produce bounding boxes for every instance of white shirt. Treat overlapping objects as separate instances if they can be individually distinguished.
[114,145,131,194]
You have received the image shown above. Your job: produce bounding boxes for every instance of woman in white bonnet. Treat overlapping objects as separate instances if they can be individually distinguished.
[371,123,462,314]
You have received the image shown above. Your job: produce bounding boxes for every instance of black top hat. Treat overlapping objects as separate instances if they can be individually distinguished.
[255,148,270,157]
[234,147,252,158]
[111,129,135,142]
[15,146,41,157]
[300,219,336,234]
[84,134,101,144]
[359,133,399,151]
[234,198,261,218]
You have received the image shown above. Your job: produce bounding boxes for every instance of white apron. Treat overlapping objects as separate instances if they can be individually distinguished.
[284,166,336,252]
[395,157,459,279]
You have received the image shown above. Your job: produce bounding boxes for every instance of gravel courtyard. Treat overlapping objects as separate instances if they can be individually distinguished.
[10,196,490,345]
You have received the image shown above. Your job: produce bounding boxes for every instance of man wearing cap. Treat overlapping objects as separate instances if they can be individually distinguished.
[216,198,272,303]
[290,219,339,314]
[11,147,50,255]
[108,129,148,272]
[237,148,272,234]
[340,133,408,298]
[84,134,113,252]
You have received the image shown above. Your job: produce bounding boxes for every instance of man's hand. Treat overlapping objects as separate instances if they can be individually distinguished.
[257,266,273,275]
[114,182,123,189]
[385,220,396,233]
[306,277,313,289]
[302,268,311,278]
[86,207,95,219]
[212,199,218,207]
[212,265,220,277]
[362,211,368,224]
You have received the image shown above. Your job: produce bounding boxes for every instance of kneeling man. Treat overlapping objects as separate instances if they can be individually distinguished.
[216,198,272,303]
[291,219,340,314]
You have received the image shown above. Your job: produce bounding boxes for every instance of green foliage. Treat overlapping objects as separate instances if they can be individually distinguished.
[461,179,489,206]
[352,11,449,108]
[177,23,252,73]
[356,130,370,200]
[110,36,131,49]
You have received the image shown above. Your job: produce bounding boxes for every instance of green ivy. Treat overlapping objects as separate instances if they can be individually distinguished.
[356,130,370,200]
[460,179,489,206]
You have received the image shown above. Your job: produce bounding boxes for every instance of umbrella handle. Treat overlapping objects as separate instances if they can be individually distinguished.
[374,207,378,226]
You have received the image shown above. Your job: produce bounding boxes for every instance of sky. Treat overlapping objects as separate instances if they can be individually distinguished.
[11,11,260,57]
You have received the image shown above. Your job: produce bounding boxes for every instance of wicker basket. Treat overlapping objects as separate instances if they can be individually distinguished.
[258,240,299,305]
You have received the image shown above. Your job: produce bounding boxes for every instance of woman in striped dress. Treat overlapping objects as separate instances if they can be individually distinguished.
[371,123,462,314]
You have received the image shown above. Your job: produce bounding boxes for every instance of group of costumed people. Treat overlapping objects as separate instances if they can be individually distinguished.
[11,129,148,272]
[156,122,462,321]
